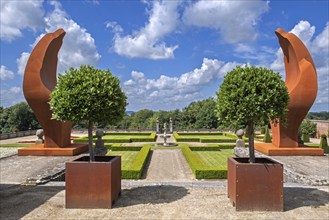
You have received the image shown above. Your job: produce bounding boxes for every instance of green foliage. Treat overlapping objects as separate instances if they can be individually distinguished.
[130,109,154,129]
[73,132,156,143]
[50,65,127,125]
[260,126,266,134]
[181,145,230,179]
[302,133,310,143]
[307,112,329,120]
[216,65,289,162]
[180,98,218,129]
[216,65,289,129]
[320,135,329,153]
[300,119,317,137]
[263,126,271,143]
[107,145,150,179]
[0,102,40,134]
[173,132,237,143]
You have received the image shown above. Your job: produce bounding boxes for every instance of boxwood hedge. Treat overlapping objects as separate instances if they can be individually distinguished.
[73,132,156,143]
[181,145,227,179]
[174,132,237,143]
[121,145,151,179]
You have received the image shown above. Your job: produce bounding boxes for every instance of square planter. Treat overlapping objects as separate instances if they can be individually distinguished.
[227,157,283,211]
[65,156,121,209]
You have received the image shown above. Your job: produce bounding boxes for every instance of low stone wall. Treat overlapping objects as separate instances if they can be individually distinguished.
[0,130,37,140]
[310,120,329,138]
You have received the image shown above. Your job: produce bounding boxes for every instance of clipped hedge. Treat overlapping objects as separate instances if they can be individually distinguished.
[104,132,152,135]
[73,132,156,143]
[200,138,236,143]
[174,132,237,143]
[188,146,220,151]
[111,146,143,151]
[121,145,151,179]
[181,146,227,179]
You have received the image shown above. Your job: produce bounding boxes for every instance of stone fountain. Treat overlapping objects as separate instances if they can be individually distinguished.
[155,122,177,147]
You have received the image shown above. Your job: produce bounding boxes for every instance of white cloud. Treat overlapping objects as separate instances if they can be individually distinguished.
[16,1,101,76]
[183,0,269,43]
[0,65,14,80]
[16,52,30,75]
[108,0,180,59]
[269,20,329,110]
[0,86,24,107]
[0,0,45,42]
[123,58,241,110]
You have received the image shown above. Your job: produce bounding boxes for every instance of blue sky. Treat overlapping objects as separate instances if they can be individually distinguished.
[1,0,328,112]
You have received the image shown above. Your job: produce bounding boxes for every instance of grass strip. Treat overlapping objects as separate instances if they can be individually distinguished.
[181,145,231,179]
[106,145,151,179]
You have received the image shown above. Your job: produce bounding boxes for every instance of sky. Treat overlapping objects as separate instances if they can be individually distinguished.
[0,0,328,112]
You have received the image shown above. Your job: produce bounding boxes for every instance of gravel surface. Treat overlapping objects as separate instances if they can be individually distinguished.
[144,149,194,182]
[0,184,328,220]
[1,136,328,219]
[0,147,21,159]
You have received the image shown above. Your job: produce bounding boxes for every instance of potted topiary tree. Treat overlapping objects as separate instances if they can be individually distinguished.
[50,65,127,208]
[216,65,289,211]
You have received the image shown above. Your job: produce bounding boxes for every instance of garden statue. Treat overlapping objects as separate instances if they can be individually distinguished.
[169,117,173,133]
[156,118,160,133]
[35,129,44,144]
[18,28,88,156]
[235,129,245,148]
[94,129,107,156]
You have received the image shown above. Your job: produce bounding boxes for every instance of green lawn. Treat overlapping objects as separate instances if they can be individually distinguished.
[194,150,233,167]
[0,143,34,148]
[106,151,139,168]
[74,132,156,143]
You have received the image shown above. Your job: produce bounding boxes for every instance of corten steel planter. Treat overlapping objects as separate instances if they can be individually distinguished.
[227,157,284,211]
[65,156,121,209]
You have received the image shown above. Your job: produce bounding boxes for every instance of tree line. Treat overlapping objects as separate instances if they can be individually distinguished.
[1,99,328,134]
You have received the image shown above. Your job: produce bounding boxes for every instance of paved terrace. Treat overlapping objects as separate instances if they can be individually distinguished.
[0,134,328,219]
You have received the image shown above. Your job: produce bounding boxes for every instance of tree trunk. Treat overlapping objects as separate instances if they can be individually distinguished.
[88,120,95,162]
[248,121,255,163]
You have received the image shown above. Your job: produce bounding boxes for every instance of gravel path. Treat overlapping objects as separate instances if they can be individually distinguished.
[0,147,21,159]
[144,149,194,182]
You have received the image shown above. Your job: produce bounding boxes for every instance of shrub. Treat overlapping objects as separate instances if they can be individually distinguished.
[121,145,151,179]
[263,126,271,143]
[260,126,265,134]
[300,119,317,138]
[302,133,310,143]
[320,134,329,153]
[181,145,228,179]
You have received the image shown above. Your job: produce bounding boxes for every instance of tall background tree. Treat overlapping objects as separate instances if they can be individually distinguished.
[0,102,39,134]
[216,65,289,163]
[50,65,127,161]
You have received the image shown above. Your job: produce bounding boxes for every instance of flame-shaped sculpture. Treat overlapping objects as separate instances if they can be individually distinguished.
[23,29,72,148]
[270,28,318,147]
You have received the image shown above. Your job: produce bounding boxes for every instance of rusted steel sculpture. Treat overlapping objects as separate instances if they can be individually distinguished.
[255,28,324,156]
[271,28,318,147]
[18,28,87,156]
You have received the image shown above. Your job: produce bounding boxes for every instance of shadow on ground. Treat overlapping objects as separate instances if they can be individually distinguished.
[114,185,189,208]
[0,184,64,220]
[284,187,329,211]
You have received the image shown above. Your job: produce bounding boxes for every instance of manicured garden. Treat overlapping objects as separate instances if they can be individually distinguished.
[173,132,238,143]
[73,132,156,143]
[106,145,151,179]
[181,145,233,179]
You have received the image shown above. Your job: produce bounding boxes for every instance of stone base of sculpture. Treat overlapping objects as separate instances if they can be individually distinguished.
[18,144,88,156]
[254,143,324,156]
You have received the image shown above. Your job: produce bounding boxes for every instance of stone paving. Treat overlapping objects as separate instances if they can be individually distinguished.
[0,135,329,219]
